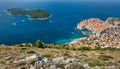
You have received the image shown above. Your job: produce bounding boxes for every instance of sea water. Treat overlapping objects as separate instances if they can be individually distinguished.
[0,0,120,45]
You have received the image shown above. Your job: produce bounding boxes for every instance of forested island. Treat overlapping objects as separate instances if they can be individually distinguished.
[7,8,51,20]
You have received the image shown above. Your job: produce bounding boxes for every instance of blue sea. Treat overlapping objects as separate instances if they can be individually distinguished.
[0,0,120,45]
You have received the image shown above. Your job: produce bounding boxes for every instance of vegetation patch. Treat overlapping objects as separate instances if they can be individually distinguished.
[101,47,117,50]
[28,60,36,65]
[63,53,71,57]
[4,48,12,51]
[77,46,92,51]
[98,55,113,61]
[80,54,88,57]
[35,40,44,48]
[27,50,36,54]
[42,54,51,58]
[88,62,104,67]
[21,47,27,50]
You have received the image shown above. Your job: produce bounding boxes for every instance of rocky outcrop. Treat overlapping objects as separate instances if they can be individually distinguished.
[13,55,40,64]
[30,56,82,69]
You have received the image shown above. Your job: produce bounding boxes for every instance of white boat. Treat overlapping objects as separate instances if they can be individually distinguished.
[21,20,25,22]
[72,32,74,34]
[49,20,53,23]
[12,23,16,26]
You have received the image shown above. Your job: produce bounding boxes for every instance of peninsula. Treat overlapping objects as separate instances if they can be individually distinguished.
[69,17,120,48]
[7,8,51,20]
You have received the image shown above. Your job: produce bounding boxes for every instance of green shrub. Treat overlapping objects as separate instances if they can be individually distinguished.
[98,55,113,61]
[63,46,70,50]
[46,44,70,50]
[116,48,120,50]
[80,54,88,57]
[27,50,36,54]
[102,47,116,50]
[25,43,30,47]
[35,40,44,48]
[42,54,51,58]
[25,42,32,47]
[56,44,67,49]
[94,46,101,50]
[88,62,104,67]
[69,47,77,51]
[78,46,92,51]
[44,44,52,48]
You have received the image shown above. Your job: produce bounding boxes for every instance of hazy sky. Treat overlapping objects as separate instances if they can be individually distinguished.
[1,0,120,1]
[1,0,120,2]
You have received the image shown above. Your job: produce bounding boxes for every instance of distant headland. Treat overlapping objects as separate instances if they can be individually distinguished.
[6,8,51,20]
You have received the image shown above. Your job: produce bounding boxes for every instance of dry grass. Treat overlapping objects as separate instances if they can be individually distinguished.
[0,45,120,68]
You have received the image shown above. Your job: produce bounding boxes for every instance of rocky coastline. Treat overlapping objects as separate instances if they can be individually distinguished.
[28,15,52,20]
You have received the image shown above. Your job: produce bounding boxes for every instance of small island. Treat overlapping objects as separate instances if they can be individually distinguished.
[7,8,51,20]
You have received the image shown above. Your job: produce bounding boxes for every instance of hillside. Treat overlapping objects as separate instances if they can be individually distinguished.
[0,44,120,69]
